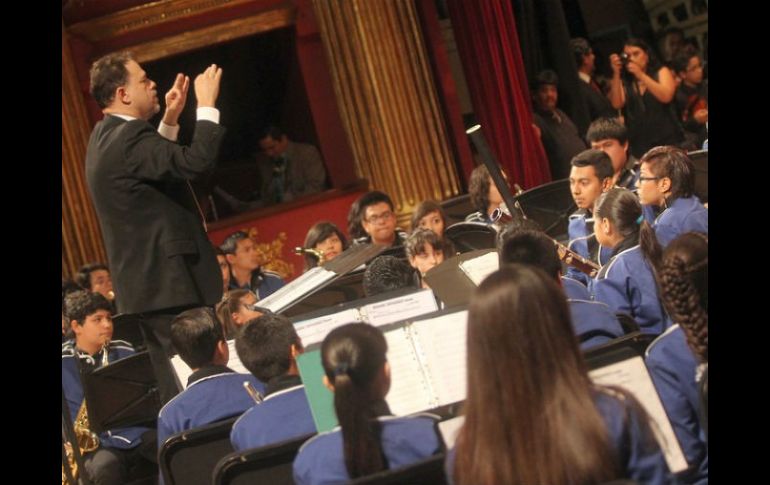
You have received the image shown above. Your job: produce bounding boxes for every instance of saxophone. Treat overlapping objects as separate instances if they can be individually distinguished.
[62,342,109,484]
[294,246,326,266]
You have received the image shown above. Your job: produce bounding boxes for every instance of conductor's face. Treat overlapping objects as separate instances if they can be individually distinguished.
[123,60,160,120]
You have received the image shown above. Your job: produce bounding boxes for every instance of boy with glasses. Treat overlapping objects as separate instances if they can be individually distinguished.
[349,191,407,247]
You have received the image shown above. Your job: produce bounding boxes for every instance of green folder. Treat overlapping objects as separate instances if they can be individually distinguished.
[297,349,338,432]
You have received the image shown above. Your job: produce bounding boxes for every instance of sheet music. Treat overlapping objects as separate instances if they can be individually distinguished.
[170,340,251,389]
[438,416,465,449]
[256,266,337,313]
[411,311,468,405]
[383,326,435,416]
[362,289,439,327]
[293,309,364,348]
[589,356,689,473]
[458,252,499,286]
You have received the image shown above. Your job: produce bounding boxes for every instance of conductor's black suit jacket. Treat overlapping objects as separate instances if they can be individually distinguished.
[85,115,226,315]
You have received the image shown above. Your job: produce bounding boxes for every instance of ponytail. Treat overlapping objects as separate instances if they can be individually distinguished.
[639,220,663,271]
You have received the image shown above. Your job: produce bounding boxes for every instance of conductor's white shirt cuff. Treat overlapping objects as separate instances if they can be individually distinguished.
[197,107,220,124]
[157,121,179,141]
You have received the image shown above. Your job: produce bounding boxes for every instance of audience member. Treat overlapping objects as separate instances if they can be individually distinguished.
[569,37,615,127]
[293,323,441,484]
[672,50,708,149]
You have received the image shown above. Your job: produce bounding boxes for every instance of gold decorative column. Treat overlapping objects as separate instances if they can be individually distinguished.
[312,0,461,227]
[62,22,108,278]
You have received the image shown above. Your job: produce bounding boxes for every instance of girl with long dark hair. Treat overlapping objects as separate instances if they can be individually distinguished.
[449,265,668,484]
[293,323,441,484]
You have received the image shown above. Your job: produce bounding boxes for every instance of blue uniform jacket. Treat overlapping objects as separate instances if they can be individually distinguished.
[230,384,316,451]
[567,211,613,285]
[591,245,670,335]
[293,413,441,485]
[653,196,708,248]
[157,367,265,448]
[444,389,669,484]
[646,325,708,484]
[62,339,149,450]
[569,298,625,350]
[229,268,285,300]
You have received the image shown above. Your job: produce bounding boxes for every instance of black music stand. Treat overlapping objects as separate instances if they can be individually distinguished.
[444,222,497,253]
[423,248,497,307]
[511,179,576,241]
[82,351,161,434]
[111,313,146,351]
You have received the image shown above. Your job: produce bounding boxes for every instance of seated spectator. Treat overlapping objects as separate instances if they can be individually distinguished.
[410,200,449,238]
[447,266,668,484]
[220,230,285,298]
[637,146,707,247]
[531,69,587,179]
[230,313,316,451]
[499,229,624,349]
[646,232,708,483]
[293,323,442,485]
[256,125,328,205]
[301,221,349,270]
[672,49,708,149]
[592,188,669,334]
[157,308,264,466]
[405,229,447,289]
[362,255,417,297]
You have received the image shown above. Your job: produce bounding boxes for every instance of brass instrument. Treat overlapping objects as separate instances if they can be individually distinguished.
[62,342,110,485]
[294,247,325,266]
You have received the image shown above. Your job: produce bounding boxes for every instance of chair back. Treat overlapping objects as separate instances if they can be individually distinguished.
[348,453,447,485]
[159,417,238,485]
[213,433,315,485]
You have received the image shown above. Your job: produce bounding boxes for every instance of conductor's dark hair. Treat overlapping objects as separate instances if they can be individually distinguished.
[64,290,113,325]
[659,232,708,363]
[171,307,224,369]
[362,255,415,297]
[75,262,110,291]
[595,188,662,270]
[322,323,389,478]
[499,229,562,279]
[640,145,696,201]
[235,313,302,382]
[570,149,615,182]
[586,117,629,145]
[89,52,133,109]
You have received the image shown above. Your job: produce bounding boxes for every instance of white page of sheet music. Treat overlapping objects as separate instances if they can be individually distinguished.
[438,415,465,449]
[362,289,439,327]
[293,308,363,348]
[170,340,252,389]
[411,310,468,405]
[589,356,689,473]
[458,252,499,286]
[256,266,336,312]
[383,326,435,416]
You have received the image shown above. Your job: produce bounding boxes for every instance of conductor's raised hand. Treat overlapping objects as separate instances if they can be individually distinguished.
[162,73,190,126]
[194,64,223,108]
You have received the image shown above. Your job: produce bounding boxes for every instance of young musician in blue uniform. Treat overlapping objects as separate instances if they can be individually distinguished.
[230,313,316,451]
[637,146,708,247]
[220,230,285,298]
[293,323,442,485]
[566,149,616,285]
[447,266,669,485]
[62,291,155,485]
[499,229,624,349]
[592,188,670,334]
[157,307,264,452]
[586,117,641,190]
[646,232,708,484]
[405,228,448,290]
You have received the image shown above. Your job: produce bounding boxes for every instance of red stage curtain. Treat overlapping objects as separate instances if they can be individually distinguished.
[446,0,552,188]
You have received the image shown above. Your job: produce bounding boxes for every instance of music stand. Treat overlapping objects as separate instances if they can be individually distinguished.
[423,248,497,307]
[511,179,576,241]
[110,313,146,351]
[444,222,497,253]
[82,351,161,434]
[687,149,708,203]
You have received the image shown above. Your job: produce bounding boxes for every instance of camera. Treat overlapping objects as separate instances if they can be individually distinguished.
[619,52,630,67]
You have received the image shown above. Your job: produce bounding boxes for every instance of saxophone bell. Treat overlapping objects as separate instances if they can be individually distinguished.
[293,247,326,266]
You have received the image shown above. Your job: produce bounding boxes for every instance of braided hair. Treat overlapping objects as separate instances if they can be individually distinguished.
[658,232,708,362]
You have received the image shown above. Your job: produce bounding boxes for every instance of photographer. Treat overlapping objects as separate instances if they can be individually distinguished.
[607,38,685,158]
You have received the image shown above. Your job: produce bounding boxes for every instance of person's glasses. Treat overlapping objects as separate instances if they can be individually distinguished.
[365,211,394,224]
[638,176,661,182]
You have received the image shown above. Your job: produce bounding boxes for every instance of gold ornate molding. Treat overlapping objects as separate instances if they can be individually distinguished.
[312,0,461,223]
[126,7,295,63]
[67,0,252,42]
[244,227,294,279]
